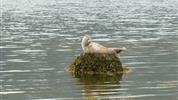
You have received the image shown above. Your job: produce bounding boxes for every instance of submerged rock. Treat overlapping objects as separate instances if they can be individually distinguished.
[68,53,123,75]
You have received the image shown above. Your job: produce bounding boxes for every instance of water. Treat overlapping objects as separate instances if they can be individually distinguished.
[1,0,178,100]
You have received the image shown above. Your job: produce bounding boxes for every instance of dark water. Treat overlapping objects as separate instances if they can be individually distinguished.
[1,0,178,100]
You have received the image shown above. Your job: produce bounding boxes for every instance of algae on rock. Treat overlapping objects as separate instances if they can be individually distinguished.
[68,53,123,75]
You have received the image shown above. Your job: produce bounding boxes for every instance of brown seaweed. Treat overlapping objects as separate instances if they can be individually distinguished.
[68,53,123,75]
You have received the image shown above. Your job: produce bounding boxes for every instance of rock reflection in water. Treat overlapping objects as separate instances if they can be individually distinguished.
[74,73,123,99]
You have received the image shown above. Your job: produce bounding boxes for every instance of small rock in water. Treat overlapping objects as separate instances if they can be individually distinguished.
[68,53,123,75]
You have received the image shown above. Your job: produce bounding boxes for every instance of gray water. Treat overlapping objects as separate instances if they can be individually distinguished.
[1,0,178,100]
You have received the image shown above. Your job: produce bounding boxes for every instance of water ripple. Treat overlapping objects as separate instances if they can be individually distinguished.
[7,59,30,62]
[0,91,26,95]
[0,70,31,73]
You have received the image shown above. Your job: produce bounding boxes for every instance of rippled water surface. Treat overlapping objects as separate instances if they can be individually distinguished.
[1,0,178,100]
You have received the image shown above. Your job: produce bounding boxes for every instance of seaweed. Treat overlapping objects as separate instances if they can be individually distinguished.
[68,53,123,75]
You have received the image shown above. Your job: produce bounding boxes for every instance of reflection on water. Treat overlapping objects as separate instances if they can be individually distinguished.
[74,73,123,98]
[1,0,178,100]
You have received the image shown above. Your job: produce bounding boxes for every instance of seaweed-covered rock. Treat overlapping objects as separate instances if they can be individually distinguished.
[68,53,123,75]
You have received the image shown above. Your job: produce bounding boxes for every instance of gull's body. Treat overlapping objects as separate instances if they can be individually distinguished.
[81,35,127,54]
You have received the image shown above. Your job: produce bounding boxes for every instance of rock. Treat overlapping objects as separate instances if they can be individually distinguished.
[68,53,123,75]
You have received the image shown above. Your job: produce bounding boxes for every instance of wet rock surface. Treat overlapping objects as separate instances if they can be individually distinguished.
[68,53,123,75]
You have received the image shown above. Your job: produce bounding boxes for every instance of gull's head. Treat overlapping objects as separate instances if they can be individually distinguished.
[82,35,92,46]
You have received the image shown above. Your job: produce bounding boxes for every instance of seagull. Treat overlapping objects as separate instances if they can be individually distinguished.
[81,35,127,54]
